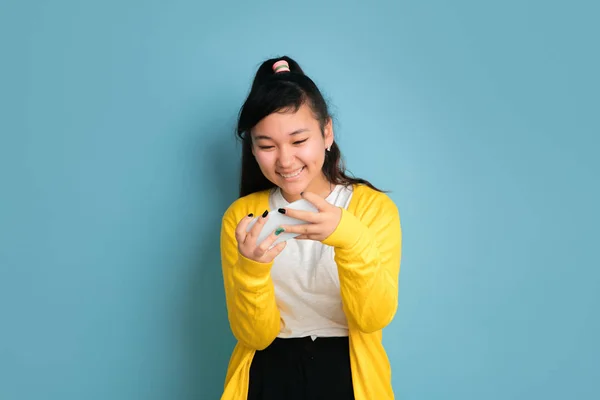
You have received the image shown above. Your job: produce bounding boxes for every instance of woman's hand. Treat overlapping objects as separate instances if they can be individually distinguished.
[278,192,342,241]
[235,211,287,263]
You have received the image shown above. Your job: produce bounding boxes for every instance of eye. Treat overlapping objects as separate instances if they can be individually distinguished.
[258,145,274,150]
[293,139,308,145]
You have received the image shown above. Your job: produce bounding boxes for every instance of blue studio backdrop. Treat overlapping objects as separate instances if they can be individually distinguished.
[1,1,598,399]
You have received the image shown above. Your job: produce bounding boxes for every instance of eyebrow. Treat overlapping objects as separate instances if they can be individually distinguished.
[253,129,309,141]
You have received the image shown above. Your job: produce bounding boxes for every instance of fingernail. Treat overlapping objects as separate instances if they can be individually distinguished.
[248,213,253,217]
[262,210,269,218]
[275,227,284,236]
[278,208,286,214]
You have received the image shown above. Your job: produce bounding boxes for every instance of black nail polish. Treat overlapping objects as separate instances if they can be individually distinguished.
[262,210,269,218]
[248,213,253,217]
[278,208,286,214]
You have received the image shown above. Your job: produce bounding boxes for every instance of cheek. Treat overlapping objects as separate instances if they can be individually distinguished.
[254,152,276,170]
[297,143,325,166]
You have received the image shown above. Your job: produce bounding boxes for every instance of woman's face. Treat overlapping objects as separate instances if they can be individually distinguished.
[251,103,333,201]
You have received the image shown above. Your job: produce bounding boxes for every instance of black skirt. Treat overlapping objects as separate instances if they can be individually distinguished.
[247,336,355,400]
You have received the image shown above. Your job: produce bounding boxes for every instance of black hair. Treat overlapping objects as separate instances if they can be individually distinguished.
[235,55,384,197]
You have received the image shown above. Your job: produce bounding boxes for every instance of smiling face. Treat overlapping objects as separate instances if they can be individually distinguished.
[251,103,334,202]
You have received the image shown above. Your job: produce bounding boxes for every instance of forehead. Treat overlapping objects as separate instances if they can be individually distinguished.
[252,104,318,139]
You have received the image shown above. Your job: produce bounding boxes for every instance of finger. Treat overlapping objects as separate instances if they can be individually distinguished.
[280,207,321,223]
[279,223,317,236]
[235,213,256,243]
[301,191,331,212]
[266,240,287,259]
[294,234,311,240]
[257,226,286,254]
[248,209,270,238]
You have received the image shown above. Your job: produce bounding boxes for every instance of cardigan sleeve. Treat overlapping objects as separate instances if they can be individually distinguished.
[220,207,281,350]
[322,194,402,333]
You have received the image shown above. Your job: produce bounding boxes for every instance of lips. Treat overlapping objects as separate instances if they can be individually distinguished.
[278,167,304,178]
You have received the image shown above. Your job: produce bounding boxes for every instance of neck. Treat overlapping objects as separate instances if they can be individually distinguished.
[281,172,333,203]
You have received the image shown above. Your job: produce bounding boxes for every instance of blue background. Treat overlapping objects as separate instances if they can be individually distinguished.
[1,0,598,399]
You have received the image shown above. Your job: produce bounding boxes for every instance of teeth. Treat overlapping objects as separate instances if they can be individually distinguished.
[280,167,303,178]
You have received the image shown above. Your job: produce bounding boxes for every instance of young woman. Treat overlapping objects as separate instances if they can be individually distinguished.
[219,56,402,400]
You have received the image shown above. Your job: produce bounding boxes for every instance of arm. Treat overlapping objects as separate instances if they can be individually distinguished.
[323,197,402,333]
[220,210,280,350]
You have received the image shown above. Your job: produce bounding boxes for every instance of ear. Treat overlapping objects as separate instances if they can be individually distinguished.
[323,118,334,149]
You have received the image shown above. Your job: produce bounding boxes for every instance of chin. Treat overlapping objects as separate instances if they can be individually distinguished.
[277,181,304,193]
[277,179,312,198]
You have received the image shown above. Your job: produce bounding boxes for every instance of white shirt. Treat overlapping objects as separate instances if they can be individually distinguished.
[268,184,354,339]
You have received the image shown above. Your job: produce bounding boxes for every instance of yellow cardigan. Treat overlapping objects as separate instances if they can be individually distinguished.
[219,184,402,399]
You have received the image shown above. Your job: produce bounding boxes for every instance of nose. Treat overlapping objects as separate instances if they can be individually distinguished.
[277,145,294,168]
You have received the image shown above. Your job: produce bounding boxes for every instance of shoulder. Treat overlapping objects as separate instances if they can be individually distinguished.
[350,184,399,217]
[347,184,401,232]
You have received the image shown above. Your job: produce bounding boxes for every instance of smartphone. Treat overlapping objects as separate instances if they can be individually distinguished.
[246,198,318,247]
